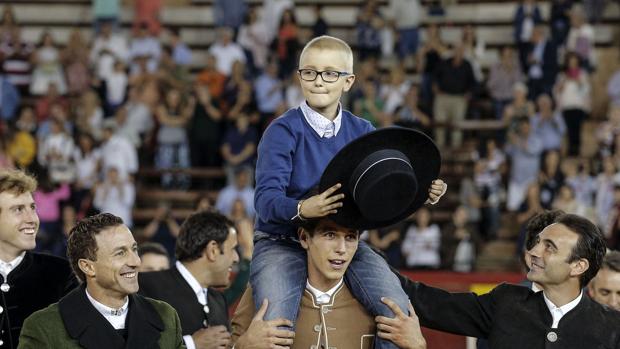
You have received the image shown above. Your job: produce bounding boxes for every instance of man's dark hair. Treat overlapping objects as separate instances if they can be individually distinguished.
[67,213,124,283]
[525,210,565,251]
[555,214,607,287]
[601,250,620,273]
[298,217,359,238]
[138,242,169,259]
[175,211,234,262]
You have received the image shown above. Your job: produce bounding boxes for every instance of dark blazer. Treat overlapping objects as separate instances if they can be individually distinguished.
[18,286,185,349]
[398,274,620,349]
[0,252,77,349]
[139,266,229,336]
[513,4,543,42]
[528,39,559,88]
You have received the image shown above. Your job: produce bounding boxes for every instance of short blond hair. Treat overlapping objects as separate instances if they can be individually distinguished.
[299,35,354,73]
[0,169,37,196]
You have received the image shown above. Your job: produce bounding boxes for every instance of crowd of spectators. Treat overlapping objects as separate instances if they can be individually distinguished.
[0,0,619,272]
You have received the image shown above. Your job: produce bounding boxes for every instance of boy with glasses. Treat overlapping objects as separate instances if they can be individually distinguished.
[252,35,446,349]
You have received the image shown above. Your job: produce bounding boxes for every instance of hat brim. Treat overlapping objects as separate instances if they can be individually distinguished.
[319,127,441,230]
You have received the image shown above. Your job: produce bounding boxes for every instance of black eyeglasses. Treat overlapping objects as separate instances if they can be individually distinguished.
[297,69,351,83]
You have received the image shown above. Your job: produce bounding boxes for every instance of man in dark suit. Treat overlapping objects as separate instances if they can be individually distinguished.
[139,211,239,349]
[0,169,77,349]
[388,213,620,349]
[18,213,184,349]
[526,25,558,100]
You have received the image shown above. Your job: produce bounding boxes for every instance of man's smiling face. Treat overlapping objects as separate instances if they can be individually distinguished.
[527,223,581,287]
[0,191,39,257]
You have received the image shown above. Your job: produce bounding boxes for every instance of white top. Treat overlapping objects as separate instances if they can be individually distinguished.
[106,71,128,105]
[306,278,344,305]
[386,0,421,28]
[85,288,129,330]
[401,224,441,268]
[208,42,246,76]
[259,0,294,42]
[73,148,102,189]
[93,181,136,227]
[567,24,595,66]
[176,261,208,349]
[90,34,129,79]
[556,72,591,112]
[300,101,342,138]
[101,134,138,179]
[542,291,582,329]
[129,36,161,74]
[0,252,25,282]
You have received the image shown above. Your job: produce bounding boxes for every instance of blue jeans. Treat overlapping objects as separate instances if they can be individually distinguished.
[155,142,190,189]
[398,27,419,59]
[250,233,409,349]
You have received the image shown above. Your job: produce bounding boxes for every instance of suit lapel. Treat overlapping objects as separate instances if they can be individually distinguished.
[59,287,125,349]
[125,294,165,348]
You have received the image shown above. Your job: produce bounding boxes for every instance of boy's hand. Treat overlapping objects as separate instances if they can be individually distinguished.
[425,179,447,205]
[376,298,426,349]
[300,183,344,219]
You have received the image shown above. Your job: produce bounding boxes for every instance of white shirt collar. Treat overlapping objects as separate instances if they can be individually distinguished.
[531,282,542,293]
[176,261,208,305]
[305,278,344,305]
[0,252,25,281]
[300,101,342,138]
[542,290,583,328]
[85,288,129,330]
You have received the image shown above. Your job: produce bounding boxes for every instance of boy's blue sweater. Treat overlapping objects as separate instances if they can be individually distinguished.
[254,107,374,238]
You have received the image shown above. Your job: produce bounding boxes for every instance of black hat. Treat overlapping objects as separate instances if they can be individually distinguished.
[319,127,440,230]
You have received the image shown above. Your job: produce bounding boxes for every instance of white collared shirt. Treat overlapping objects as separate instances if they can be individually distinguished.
[542,291,583,328]
[300,101,342,138]
[85,289,129,330]
[306,278,344,305]
[0,252,25,282]
[176,261,208,349]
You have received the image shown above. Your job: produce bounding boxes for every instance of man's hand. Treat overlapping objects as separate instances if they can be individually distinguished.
[235,299,295,349]
[191,325,231,349]
[300,183,344,219]
[375,298,426,349]
[425,179,447,205]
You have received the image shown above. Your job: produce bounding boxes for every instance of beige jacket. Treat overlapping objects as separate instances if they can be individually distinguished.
[232,284,375,349]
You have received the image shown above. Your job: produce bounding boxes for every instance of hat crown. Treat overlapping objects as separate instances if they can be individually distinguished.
[349,149,418,222]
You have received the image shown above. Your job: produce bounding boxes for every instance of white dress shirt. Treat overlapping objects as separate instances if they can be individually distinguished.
[85,289,129,330]
[305,278,344,305]
[0,252,25,282]
[300,101,342,138]
[542,291,583,328]
[176,261,208,349]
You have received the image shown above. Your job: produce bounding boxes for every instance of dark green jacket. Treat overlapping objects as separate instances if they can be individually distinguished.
[18,286,185,349]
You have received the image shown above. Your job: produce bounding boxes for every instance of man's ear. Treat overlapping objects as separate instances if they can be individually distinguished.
[299,229,310,250]
[570,258,589,279]
[205,241,220,262]
[78,259,95,279]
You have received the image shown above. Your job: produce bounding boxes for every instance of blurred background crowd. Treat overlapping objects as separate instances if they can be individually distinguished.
[1,0,620,273]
